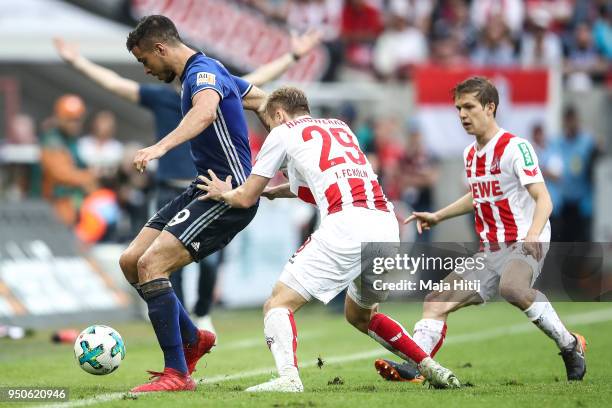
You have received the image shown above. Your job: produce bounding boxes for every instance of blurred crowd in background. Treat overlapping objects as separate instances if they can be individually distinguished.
[0,0,609,245]
[242,0,611,88]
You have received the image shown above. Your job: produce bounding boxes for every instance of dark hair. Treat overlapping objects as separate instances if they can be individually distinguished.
[126,15,182,51]
[265,87,311,118]
[452,76,499,117]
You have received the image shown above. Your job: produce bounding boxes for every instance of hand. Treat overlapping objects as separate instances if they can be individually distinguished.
[404,211,440,234]
[196,170,233,201]
[133,144,165,173]
[522,233,542,261]
[291,28,322,59]
[53,37,80,64]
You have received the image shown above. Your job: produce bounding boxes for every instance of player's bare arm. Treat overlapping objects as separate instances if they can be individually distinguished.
[262,183,296,200]
[53,38,140,103]
[241,86,272,130]
[133,89,220,172]
[523,182,553,260]
[242,29,322,86]
[196,170,270,208]
[405,192,473,234]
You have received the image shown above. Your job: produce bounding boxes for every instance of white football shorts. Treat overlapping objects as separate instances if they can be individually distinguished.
[279,207,399,308]
[460,241,550,302]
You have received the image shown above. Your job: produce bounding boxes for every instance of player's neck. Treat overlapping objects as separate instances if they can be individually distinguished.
[173,44,199,79]
[475,124,501,150]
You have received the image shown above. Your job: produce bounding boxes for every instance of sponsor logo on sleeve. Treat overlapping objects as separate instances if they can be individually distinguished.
[196,72,216,86]
[523,167,539,177]
[518,142,534,166]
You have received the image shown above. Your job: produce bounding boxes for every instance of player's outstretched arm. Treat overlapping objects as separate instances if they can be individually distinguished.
[241,29,322,86]
[133,89,220,172]
[196,170,270,208]
[405,192,473,234]
[53,38,139,103]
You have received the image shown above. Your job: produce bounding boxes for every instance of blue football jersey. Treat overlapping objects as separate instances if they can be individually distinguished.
[180,53,253,186]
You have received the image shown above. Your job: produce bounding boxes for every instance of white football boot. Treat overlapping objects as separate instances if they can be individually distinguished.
[245,375,304,392]
[417,357,461,389]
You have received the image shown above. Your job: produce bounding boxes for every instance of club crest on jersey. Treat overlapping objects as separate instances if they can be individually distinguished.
[490,157,501,174]
[196,72,216,86]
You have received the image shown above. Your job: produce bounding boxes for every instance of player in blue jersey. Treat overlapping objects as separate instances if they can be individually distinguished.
[118,15,270,392]
[53,30,320,338]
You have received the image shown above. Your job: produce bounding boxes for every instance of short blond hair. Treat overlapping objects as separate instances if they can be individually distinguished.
[265,86,310,118]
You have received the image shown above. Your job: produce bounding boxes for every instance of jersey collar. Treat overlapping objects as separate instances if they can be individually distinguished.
[476,127,505,155]
[180,52,202,83]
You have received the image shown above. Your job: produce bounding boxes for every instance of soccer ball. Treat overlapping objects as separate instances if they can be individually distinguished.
[74,325,126,375]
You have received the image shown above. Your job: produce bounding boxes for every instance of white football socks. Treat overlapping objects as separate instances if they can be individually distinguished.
[263,308,299,377]
[524,291,575,351]
[413,318,446,356]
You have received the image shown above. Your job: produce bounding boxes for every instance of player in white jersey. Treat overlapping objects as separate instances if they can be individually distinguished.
[196,86,460,391]
[376,77,586,384]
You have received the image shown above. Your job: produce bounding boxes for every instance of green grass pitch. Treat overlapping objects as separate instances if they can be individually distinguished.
[1,302,611,407]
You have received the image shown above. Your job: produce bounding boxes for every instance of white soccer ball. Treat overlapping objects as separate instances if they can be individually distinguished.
[74,325,126,375]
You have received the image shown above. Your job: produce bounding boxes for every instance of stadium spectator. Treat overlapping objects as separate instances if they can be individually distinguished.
[340,0,384,69]
[40,94,97,226]
[520,9,563,67]
[431,0,477,57]
[429,31,471,68]
[387,0,435,33]
[7,113,37,145]
[564,22,609,90]
[470,0,525,35]
[78,110,124,177]
[373,116,404,200]
[285,0,344,81]
[372,9,428,80]
[592,3,612,60]
[525,0,573,31]
[551,106,600,242]
[471,15,517,67]
[397,121,439,242]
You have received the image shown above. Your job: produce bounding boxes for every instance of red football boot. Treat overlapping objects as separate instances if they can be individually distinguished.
[130,368,196,393]
[184,329,216,374]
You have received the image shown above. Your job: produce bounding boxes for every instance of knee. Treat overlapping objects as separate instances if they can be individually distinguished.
[137,251,161,283]
[263,296,278,316]
[263,298,272,316]
[119,249,139,282]
[499,283,531,307]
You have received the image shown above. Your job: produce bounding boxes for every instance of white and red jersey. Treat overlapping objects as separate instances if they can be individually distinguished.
[252,115,392,221]
[464,128,551,243]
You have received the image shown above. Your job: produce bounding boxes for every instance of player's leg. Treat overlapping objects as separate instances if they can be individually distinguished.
[498,254,586,380]
[131,231,198,392]
[193,252,221,337]
[415,273,484,356]
[245,281,309,393]
[346,282,460,388]
[125,185,207,377]
[157,184,187,306]
[376,271,485,383]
